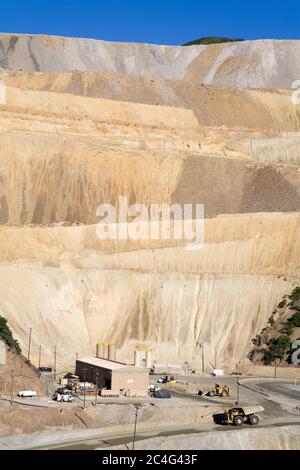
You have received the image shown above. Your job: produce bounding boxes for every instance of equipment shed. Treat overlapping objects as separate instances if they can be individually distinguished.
[75,357,149,394]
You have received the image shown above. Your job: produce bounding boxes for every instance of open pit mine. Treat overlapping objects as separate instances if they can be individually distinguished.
[0,33,299,372]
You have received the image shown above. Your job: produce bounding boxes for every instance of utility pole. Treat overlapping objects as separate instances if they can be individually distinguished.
[95,372,99,407]
[201,344,205,374]
[54,345,57,380]
[10,370,14,406]
[83,367,87,409]
[38,345,42,370]
[27,328,32,363]
[236,362,240,405]
[132,405,141,451]
[214,347,217,370]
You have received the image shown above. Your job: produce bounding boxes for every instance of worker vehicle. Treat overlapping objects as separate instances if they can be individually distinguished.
[222,406,264,426]
[153,390,172,399]
[38,367,52,373]
[199,384,231,397]
[148,384,161,392]
[18,390,37,398]
[54,389,75,403]
[157,375,176,384]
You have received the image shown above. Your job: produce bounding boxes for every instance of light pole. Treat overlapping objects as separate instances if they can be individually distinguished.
[274,358,279,379]
[38,345,42,370]
[235,362,240,405]
[83,367,87,409]
[95,371,99,407]
[132,405,141,451]
[201,344,205,374]
[10,370,14,406]
[54,345,57,380]
[214,347,217,370]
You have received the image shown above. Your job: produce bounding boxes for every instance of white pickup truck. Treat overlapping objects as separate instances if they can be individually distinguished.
[18,390,38,398]
[54,389,75,403]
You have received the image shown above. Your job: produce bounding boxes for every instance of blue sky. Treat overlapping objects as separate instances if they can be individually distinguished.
[0,0,299,45]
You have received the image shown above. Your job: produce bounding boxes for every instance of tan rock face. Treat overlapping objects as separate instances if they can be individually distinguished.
[1,35,300,89]
[0,36,299,370]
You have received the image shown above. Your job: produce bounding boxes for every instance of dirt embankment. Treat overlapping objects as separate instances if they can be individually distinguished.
[105,425,300,450]
[1,71,300,133]
[0,86,299,226]
[0,400,219,444]
[0,348,45,396]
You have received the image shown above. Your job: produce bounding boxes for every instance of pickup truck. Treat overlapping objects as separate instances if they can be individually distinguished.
[18,391,38,398]
[54,388,75,403]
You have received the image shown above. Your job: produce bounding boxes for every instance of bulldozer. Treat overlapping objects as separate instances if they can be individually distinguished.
[222,406,263,426]
[206,383,231,397]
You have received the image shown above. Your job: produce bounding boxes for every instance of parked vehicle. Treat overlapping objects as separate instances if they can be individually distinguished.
[54,389,75,403]
[38,367,52,373]
[211,369,224,377]
[18,390,37,398]
[153,390,171,399]
[148,384,162,397]
[157,375,176,384]
[148,384,161,392]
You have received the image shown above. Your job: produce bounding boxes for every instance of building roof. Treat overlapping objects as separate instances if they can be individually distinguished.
[77,356,134,371]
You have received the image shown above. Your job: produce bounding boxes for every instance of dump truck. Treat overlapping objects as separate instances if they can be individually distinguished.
[222,406,264,426]
[198,383,231,397]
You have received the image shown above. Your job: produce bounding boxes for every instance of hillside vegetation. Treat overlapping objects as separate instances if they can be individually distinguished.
[0,316,21,355]
[183,36,244,46]
[249,287,300,365]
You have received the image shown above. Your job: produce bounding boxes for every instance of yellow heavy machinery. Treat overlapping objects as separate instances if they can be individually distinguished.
[198,383,231,397]
[207,384,231,397]
[222,406,264,426]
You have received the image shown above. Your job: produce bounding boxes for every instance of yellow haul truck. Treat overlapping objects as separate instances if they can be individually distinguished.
[222,406,264,426]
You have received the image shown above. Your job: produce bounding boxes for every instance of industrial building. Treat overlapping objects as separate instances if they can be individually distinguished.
[75,357,149,395]
[75,343,150,396]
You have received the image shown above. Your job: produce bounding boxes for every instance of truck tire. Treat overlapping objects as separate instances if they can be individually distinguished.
[221,390,228,397]
[208,391,215,397]
[249,414,259,425]
[233,415,244,426]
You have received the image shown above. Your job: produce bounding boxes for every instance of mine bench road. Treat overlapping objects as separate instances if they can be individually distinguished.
[32,420,300,450]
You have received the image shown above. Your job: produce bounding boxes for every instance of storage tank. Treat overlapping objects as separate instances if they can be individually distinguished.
[96,343,104,359]
[134,350,141,368]
[146,351,152,369]
[108,344,116,361]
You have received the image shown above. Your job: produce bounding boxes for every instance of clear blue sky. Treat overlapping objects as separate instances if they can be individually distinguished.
[1,0,299,45]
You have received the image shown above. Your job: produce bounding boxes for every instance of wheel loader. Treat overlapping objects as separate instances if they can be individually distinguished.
[206,383,231,397]
[222,406,263,426]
